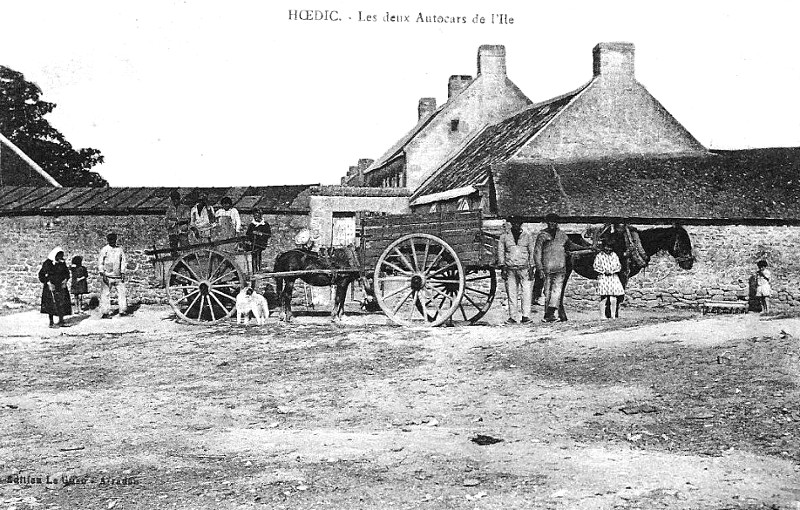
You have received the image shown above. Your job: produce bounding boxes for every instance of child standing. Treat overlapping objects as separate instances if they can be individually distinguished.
[215,196,241,240]
[593,237,625,319]
[756,260,772,314]
[70,255,89,312]
[246,208,271,272]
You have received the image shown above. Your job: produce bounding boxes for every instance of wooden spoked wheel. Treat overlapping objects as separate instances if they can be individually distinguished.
[448,268,497,324]
[166,248,245,324]
[373,234,465,327]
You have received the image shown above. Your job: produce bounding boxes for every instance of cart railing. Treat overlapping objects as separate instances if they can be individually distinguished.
[144,236,250,256]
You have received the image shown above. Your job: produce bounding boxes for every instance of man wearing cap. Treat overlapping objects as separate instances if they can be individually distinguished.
[534,213,583,322]
[497,217,534,324]
[98,232,128,318]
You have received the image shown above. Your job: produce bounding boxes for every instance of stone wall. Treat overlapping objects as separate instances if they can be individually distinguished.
[4,217,799,313]
[0,213,309,306]
[551,224,800,311]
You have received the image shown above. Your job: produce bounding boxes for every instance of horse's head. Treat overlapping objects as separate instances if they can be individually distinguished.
[670,224,695,270]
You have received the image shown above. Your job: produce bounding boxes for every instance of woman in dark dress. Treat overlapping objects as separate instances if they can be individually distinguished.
[38,247,72,328]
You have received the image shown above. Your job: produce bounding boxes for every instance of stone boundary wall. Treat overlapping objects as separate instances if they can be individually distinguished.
[0,214,308,307]
[503,224,800,312]
[3,217,799,313]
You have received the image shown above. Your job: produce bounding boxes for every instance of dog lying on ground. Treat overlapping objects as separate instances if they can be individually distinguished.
[236,288,269,325]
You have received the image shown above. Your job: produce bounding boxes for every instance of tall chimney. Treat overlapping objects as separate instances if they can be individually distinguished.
[357,158,374,172]
[448,75,472,99]
[477,45,506,77]
[593,42,635,80]
[418,97,437,121]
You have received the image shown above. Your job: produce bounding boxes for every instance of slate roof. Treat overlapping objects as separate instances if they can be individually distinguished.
[0,185,316,216]
[491,148,800,222]
[412,85,588,199]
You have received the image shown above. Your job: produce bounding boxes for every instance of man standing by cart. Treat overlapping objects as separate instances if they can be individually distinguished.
[165,190,190,255]
[534,213,583,322]
[498,217,534,324]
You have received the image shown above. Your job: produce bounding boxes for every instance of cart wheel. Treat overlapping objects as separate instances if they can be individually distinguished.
[447,268,497,324]
[373,234,465,327]
[167,248,245,324]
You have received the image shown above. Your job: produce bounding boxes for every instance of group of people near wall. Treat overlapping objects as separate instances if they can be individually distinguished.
[498,213,625,323]
[164,191,272,271]
[38,233,128,328]
[499,214,775,321]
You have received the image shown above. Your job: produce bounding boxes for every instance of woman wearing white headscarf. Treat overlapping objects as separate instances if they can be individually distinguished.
[38,247,72,328]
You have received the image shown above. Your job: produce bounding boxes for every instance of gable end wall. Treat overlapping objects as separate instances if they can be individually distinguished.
[405,77,530,190]
[513,78,706,161]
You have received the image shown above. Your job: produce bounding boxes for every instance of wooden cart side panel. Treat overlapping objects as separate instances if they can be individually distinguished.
[360,210,498,268]
[362,210,480,228]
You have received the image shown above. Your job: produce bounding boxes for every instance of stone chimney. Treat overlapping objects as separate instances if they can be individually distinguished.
[477,45,506,77]
[448,75,472,99]
[418,97,437,121]
[593,42,635,80]
[357,158,374,172]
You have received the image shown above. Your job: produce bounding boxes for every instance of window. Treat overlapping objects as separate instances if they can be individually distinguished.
[450,119,460,132]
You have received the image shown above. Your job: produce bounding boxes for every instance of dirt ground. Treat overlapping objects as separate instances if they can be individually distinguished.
[0,301,798,510]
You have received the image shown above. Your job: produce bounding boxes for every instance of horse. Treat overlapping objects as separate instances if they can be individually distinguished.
[546,224,695,321]
[273,247,362,323]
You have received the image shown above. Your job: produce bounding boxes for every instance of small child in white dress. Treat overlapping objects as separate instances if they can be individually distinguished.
[755,260,772,314]
[593,238,625,319]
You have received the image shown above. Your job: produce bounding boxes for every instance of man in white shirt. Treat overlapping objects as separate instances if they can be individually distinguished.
[98,233,128,317]
[497,217,535,324]
[190,192,215,242]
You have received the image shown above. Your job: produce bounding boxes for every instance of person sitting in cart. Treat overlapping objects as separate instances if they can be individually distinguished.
[498,216,535,324]
[165,190,190,253]
[190,192,216,243]
[245,208,271,272]
[215,196,241,240]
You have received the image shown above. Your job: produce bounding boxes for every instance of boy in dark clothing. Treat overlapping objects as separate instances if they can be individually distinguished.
[246,208,271,272]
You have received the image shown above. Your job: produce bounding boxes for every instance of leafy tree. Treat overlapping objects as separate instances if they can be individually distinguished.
[0,65,106,187]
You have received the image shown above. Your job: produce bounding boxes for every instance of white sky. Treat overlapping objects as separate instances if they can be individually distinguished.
[1,0,798,186]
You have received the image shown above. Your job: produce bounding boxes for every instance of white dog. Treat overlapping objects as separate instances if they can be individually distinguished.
[236,288,269,325]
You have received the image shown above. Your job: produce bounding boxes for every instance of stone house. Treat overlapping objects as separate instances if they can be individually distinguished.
[411,42,708,210]
[357,45,531,190]
[489,148,800,310]
[400,42,800,311]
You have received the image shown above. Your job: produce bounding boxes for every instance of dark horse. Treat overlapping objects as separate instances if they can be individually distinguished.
[548,225,695,320]
[273,247,361,322]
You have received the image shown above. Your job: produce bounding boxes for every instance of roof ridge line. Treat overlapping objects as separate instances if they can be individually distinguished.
[410,123,493,201]
[365,76,484,175]
[508,78,595,161]
[0,131,61,187]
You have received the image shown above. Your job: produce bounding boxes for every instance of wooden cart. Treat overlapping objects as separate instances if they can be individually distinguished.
[361,210,498,327]
[146,210,499,326]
